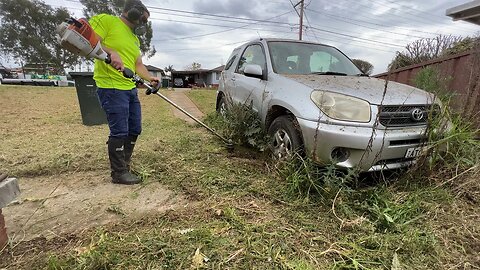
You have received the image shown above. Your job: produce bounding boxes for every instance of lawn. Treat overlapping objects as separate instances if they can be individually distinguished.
[0,86,479,269]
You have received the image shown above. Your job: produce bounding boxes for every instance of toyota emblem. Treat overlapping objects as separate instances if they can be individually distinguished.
[410,108,424,121]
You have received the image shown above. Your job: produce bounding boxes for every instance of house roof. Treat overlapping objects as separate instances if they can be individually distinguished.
[171,69,210,75]
[145,65,165,76]
[446,0,480,25]
[210,65,225,72]
[145,65,163,72]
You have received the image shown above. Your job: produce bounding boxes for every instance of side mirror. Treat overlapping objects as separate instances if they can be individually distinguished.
[244,64,264,79]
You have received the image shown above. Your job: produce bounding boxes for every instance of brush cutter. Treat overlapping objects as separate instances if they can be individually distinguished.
[56,18,112,64]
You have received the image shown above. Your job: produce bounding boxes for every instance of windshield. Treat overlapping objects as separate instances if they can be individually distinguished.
[268,41,362,76]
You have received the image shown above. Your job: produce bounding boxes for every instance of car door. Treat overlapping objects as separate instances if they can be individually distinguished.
[232,43,268,114]
[221,48,240,102]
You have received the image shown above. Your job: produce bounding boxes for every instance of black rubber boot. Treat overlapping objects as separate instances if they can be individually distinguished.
[108,137,141,185]
[124,135,138,172]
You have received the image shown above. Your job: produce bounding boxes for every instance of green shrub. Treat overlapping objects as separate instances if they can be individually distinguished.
[205,98,270,152]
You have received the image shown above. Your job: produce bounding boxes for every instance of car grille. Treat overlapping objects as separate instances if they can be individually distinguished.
[378,104,440,127]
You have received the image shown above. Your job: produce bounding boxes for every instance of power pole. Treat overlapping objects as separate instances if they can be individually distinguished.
[293,0,305,40]
[299,0,304,40]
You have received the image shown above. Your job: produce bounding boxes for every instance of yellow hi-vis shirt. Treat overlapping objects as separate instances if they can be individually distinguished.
[89,14,141,90]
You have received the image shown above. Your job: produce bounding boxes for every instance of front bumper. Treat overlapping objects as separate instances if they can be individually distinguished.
[297,118,428,172]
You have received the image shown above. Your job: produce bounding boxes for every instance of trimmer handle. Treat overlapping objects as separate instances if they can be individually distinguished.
[121,68,159,95]
[123,68,134,78]
[145,79,160,95]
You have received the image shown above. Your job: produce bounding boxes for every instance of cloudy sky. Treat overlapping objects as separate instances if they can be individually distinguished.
[38,0,480,74]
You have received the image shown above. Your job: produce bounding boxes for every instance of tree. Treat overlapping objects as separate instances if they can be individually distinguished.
[164,65,175,72]
[442,36,480,56]
[185,62,202,71]
[351,59,374,75]
[79,0,156,58]
[0,0,79,74]
[388,34,465,71]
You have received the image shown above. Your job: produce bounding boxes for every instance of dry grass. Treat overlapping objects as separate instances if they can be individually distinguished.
[0,85,479,269]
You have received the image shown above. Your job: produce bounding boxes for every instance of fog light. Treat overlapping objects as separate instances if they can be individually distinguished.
[331,147,350,162]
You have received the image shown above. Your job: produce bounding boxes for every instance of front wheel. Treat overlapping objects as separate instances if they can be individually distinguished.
[216,94,227,116]
[268,115,303,159]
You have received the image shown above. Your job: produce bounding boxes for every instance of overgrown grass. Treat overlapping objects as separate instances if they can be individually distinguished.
[411,67,480,198]
[1,85,479,269]
[204,98,270,152]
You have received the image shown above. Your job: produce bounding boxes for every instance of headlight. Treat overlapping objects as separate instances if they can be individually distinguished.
[310,91,371,122]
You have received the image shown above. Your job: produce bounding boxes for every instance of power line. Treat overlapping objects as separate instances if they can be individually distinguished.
[61,0,405,47]
[57,1,403,50]
[151,13,403,50]
[304,9,426,39]
[303,11,320,43]
[379,0,459,21]
[302,19,397,53]
[152,11,295,42]
[308,25,403,48]
[145,5,293,26]
[149,10,297,29]
[363,0,477,35]
[306,7,444,37]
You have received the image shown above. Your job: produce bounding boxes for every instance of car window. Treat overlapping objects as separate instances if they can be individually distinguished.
[236,44,266,74]
[268,41,361,75]
[225,55,237,71]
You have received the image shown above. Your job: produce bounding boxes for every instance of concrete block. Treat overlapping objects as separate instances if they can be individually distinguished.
[0,178,20,208]
[0,209,7,249]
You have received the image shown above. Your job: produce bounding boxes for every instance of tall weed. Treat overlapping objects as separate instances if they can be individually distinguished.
[205,97,270,151]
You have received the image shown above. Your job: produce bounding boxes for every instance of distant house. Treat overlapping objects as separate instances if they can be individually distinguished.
[145,65,164,80]
[206,65,225,88]
[170,65,225,88]
[171,69,209,88]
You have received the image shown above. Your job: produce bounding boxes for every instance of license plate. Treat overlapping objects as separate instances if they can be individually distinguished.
[404,147,425,158]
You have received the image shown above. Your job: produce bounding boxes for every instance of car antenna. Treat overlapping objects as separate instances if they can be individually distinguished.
[256,31,262,41]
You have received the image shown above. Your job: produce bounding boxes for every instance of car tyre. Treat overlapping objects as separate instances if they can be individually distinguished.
[268,115,303,159]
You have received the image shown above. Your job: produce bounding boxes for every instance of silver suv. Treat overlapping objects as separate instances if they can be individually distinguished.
[217,38,442,172]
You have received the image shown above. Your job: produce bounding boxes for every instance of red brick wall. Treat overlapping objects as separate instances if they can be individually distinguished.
[0,209,7,249]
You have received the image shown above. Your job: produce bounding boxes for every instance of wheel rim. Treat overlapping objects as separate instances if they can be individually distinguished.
[272,128,293,159]
[219,100,227,116]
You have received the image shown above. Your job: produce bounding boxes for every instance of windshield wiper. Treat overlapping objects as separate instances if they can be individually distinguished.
[310,71,347,76]
[356,73,369,77]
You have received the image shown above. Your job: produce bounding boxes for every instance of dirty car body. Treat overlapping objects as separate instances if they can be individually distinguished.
[217,39,439,172]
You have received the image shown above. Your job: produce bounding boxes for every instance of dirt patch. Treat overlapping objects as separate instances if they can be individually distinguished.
[2,171,186,242]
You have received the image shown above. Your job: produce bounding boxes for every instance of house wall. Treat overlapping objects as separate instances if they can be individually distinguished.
[206,72,221,87]
[149,71,162,81]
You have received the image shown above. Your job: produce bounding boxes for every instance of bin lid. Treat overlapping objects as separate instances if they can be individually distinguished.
[69,72,94,78]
